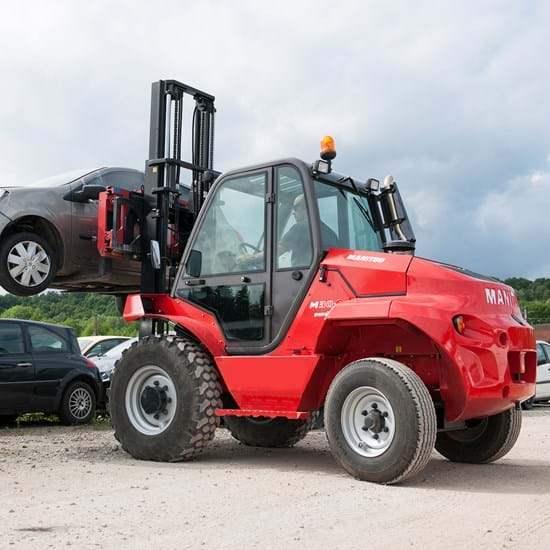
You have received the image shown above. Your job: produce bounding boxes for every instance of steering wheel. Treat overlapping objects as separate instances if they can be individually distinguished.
[239,242,262,255]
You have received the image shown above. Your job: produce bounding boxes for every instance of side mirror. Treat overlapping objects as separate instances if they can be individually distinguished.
[186,249,202,278]
[70,184,106,202]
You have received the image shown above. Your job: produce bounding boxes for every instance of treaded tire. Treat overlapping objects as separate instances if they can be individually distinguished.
[435,407,522,464]
[59,381,96,425]
[110,335,222,462]
[325,357,437,484]
[0,231,56,296]
[224,413,318,448]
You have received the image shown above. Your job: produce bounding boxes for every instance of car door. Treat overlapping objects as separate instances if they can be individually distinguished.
[27,324,77,412]
[0,321,34,413]
[538,343,550,400]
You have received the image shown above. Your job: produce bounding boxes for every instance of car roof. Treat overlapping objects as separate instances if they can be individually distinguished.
[0,318,72,331]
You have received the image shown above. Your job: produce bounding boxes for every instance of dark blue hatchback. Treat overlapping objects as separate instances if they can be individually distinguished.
[0,319,102,424]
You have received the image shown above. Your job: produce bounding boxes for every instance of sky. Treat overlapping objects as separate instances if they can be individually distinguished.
[1,0,549,279]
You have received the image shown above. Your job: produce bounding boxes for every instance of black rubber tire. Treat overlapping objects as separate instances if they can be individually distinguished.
[0,231,57,296]
[435,407,522,464]
[110,335,222,462]
[521,397,534,410]
[0,415,18,427]
[224,413,318,448]
[59,381,97,425]
[325,357,437,484]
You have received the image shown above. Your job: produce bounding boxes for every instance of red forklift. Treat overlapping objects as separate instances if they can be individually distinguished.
[99,80,535,484]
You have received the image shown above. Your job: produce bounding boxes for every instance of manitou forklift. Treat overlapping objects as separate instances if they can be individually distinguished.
[99,80,535,484]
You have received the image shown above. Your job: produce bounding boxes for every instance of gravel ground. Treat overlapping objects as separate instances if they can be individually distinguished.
[0,406,549,550]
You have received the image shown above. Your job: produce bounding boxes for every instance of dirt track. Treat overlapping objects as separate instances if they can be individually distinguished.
[1,407,549,550]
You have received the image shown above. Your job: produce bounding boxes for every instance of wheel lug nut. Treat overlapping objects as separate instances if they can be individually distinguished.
[382,411,388,417]
[361,410,368,416]
[371,403,378,409]
[154,381,160,386]
[154,414,160,420]
[383,427,389,433]
[167,398,172,404]
[162,409,168,415]
[361,426,369,431]
[373,434,379,440]
[162,386,168,391]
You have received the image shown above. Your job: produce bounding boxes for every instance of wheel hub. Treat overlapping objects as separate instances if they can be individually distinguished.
[140,384,168,415]
[363,409,386,433]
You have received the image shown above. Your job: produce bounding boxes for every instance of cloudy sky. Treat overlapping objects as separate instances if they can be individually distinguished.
[1,1,549,279]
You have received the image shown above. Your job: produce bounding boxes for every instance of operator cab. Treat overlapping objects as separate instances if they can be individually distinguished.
[175,139,415,354]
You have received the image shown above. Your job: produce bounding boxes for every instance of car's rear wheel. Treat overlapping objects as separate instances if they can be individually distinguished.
[0,231,56,296]
[59,381,97,425]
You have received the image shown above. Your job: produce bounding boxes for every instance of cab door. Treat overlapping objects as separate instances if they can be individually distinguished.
[176,170,272,352]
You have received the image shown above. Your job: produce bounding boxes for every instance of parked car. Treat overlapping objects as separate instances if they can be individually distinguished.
[78,335,130,357]
[523,340,550,409]
[0,167,144,296]
[93,337,137,387]
[0,319,102,425]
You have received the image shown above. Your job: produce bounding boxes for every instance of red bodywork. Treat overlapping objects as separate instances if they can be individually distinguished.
[123,249,536,424]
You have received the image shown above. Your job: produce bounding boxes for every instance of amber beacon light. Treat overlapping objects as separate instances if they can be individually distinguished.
[320,135,337,160]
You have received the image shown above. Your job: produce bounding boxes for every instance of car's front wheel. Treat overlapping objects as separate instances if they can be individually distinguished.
[0,231,56,296]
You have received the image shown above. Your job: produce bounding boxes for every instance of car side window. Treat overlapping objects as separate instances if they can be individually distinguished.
[0,323,25,354]
[28,326,68,354]
[102,170,144,191]
[537,344,546,365]
[543,344,550,363]
[87,339,125,356]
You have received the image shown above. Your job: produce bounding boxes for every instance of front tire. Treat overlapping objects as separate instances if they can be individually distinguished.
[59,381,96,425]
[224,414,317,448]
[0,231,56,296]
[325,358,437,484]
[435,407,521,464]
[110,336,222,462]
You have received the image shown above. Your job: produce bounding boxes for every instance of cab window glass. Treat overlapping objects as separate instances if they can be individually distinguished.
[0,323,25,354]
[276,166,313,269]
[29,326,68,353]
[187,173,266,277]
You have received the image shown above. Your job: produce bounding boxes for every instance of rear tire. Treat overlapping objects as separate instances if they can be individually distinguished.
[0,231,56,296]
[325,358,437,484]
[59,381,96,425]
[224,414,317,448]
[110,335,222,462]
[435,407,521,464]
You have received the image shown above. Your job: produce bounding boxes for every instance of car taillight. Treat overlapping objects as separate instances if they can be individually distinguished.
[85,358,97,369]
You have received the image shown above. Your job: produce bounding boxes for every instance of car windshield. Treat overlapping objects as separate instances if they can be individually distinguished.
[27,168,99,188]
[102,337,137,358]
[313,179,383,253]
[78,337,94,350]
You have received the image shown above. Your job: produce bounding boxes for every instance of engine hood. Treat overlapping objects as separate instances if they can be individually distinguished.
[407,257,523,318]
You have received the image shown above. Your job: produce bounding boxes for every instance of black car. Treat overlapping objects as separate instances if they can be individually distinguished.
[0,319,102,425]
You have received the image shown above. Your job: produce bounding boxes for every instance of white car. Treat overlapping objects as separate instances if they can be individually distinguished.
[92,337,137,385]
[525,340,550,408]
[78,335,130,358]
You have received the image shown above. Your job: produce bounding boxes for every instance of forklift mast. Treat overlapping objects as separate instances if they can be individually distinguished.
[132,80,217,294]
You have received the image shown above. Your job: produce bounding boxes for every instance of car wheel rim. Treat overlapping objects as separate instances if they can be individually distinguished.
[125,365,178,435]
[7,240,51,287]
[69,388,93,419]
[341,386,396,458]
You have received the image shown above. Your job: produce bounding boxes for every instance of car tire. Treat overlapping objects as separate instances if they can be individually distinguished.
[325,357,437,484]
[110,335,222,462]
[59,381,97,425]
[0,415,19,427]
[0,231,56,296]
[521,397,534,410]
[224,413,318,448]
[435,407,521,464]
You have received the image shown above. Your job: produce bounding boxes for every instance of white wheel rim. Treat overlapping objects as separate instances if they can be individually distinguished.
[69,388,92,419]
[7,240,51,287]
[125,365,178,435]
[341,386,396,458]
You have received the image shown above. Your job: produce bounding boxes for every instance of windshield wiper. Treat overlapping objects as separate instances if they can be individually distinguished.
[352,197,376,231]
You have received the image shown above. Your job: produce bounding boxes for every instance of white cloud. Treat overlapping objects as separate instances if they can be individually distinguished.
[0,0,549,278]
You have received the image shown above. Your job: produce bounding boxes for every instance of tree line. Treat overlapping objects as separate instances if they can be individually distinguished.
[1,276,550,335]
